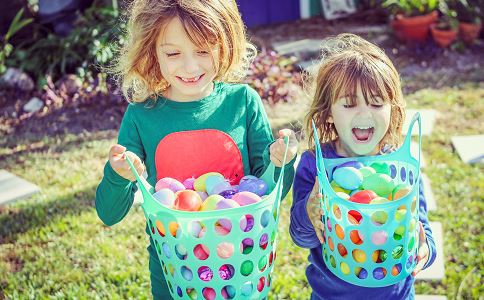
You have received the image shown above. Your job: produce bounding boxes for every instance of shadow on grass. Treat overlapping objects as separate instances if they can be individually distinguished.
[0,130,117,168]
[0,184,98,245]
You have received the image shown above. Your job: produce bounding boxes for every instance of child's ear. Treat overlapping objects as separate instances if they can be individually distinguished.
[327,115,334,124]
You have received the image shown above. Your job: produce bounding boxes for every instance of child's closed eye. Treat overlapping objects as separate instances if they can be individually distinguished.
[166,52,180,57]
[343,104,356,108]
[197,50,210,56]
[370,103,384,108]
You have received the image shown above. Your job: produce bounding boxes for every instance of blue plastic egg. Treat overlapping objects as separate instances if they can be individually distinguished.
[333,167,363,190]
[238,178,268,196]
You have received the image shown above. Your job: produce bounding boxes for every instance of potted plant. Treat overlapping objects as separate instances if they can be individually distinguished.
[430,15,459,47]
[383,0,439,42]
[453,0,482,44]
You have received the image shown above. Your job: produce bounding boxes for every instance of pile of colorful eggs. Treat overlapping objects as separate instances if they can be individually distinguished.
[152,172,269,212]
[331,161,412,205]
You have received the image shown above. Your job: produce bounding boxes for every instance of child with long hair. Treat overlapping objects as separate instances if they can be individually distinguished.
[96,1,298,298]
[290,33,436,299]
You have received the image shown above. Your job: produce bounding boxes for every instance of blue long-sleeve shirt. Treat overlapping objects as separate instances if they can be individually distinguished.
[290,144,436,300]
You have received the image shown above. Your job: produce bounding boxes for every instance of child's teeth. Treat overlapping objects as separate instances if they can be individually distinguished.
[354,126,371,129]
[181,75,201,82]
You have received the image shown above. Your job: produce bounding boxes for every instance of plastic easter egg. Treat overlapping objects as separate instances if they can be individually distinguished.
[200,194,224,211]
[219,189,237,199]
[240,175,258,183]
[219,264,234,280]
[362,173,394,197]
[395,207,407,221]
[350,230,363,244]
[241,238,254,254]
[391,184,412,200]
[257,277,265,292]
[369,196,390,205]
[216,198,240,210]
[222,285,236,299]
[210,180,234,195]
[240,214,254,232]
[174,190,202,211]
[348,210,362,224]
[194,172,223,192]
[152,188,175,207]
[371,231,388,245]
[336,192,350,200]
[335,160,364,171]
[352,249,366,263]
[259,234,268,250]
[357,268,368,279]
[162,243,171,258]
[198,266,213,281]
[359,166,376,177]
[193,244,209,260]
[181,266,193,281]
[394,225,405,240]
[340,262,350,275]
[337,243,347,257]
[335,224,345,239]
[187,288,197,300]
[217,242,234,259]
[182,177,195,190]
[205,175,226,195]
[241,282,253,296]
[349,190,378,204]
[202,287,216,300]
[379,250,388,262]
[371,211,388,225]
[373,267,387,280]
[392,264,402,276]
[370,162,390,175]
[190,221,205,238]
[155,177,185,193]
[392,245,403,259]
[333,167,363,190]
[195,191,208,201]
[175,244,187,260]
[238,178,268,196]
[258,255,268,271]
[215,219,232,235]
[232,191,262,206]
[330,180,351,194]
[240,260,254,276]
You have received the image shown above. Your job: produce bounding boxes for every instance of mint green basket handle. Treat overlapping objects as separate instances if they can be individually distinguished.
[312,112,422,193]
[125,136,290,218]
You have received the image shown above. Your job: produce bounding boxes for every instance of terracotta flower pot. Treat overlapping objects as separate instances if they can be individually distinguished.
[391,11,438,42]
[459,22,482,44]
[430,24,458,48]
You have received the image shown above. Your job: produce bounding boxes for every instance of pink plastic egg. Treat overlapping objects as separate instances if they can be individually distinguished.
[198,266,213,282]
[155,177,185,193]
[232,191,262,206]
[371,231,388,245]
[193,244,209,260]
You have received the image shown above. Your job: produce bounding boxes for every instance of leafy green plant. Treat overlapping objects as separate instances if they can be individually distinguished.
[0,8,33,74]
[12,2,124,84]
[451,0,482,23]
[382,0,438,16]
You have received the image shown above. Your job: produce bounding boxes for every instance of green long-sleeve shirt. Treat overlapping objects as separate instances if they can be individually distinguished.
[95,82,295,298]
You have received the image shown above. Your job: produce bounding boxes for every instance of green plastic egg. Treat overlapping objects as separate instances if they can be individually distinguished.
[370,162,391,175]
[362,173,394,197]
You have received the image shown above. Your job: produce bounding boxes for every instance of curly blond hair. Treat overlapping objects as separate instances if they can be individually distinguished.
[305,33,405,152]
[112,0,256,102]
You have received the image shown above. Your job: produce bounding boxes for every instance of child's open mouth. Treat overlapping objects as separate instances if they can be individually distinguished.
[177,74,204,84]
[352,126,374,143]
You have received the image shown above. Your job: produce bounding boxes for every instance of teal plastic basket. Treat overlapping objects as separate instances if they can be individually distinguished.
[312,113,422,287]
[126,138,289,299]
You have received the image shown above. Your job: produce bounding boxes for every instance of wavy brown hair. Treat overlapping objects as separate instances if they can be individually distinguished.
[305,33,405,152]
[112,0,256,102]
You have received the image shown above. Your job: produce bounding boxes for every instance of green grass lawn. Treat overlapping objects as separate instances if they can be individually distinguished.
[1,84,483,299]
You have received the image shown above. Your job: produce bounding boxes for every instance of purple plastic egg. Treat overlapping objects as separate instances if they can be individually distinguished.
[238,179,268,196]
[216,198,240,210]
[239,175,258,183]
[155,177,185,193]
[182,177,195,190]
[198,266,213,282]
[219,189,237,199]
[219,264,234,280]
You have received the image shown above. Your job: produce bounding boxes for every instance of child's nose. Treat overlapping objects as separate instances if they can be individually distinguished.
[183,55,199,74]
